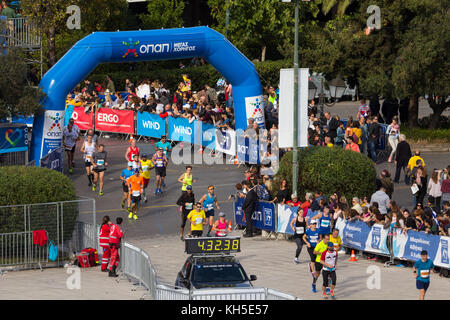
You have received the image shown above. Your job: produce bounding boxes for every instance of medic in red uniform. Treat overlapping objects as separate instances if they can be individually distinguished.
[108,217,124,277]
[99,216,111,272]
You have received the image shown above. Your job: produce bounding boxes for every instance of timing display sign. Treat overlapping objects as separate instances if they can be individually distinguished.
[185,237,241,254]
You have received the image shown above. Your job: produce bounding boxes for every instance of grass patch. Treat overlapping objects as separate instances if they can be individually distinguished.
[400,126,450,143]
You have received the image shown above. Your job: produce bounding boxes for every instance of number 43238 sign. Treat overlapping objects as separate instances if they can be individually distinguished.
[185,237,241,254]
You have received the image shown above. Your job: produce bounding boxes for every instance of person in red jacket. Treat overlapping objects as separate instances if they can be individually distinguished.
[99,216,111,272]
[108,217,124,277]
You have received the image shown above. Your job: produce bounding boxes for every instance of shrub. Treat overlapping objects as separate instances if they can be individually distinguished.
[273,147,377,202]
[400,125,450,143]
[0,166,78,238]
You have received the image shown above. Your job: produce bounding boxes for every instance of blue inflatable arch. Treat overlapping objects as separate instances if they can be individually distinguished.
[31,26,264,164]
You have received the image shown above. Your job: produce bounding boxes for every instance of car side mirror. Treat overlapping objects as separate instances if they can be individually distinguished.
[250,275,257,281]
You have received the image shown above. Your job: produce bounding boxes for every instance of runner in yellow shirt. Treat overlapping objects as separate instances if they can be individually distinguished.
[187,202,207,237]
[139,153,154,203]
[329,228,343,252]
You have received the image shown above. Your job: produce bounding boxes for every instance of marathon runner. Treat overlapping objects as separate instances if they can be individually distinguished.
[92,144,108,196]
[178,165,196,194]
[311,205,332,240]
[80,134,96,188]
[187,202,208,237]
[155,135,172,188]
[127,169,144,220]
[132,154,141,172]
[413,250,437,300]
[213,212,230,237]
[152,147,168,195]
[290,208,307,264]
[176,185,195,241]
[330,228,343,251]
[303,219,320,292]
[199,185,221,237]
[320,242,338,299]
[313,233,331,294]
[140,153,154,203]
[120,162,135,211]
[62,118,80,174]
[125,138,140,163]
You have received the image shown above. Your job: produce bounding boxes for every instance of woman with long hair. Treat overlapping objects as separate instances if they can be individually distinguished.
[414,166,428,209]
[387,117,400,163]
[427,170,442,213]
[270,179,290,204]
[290,208,307,264]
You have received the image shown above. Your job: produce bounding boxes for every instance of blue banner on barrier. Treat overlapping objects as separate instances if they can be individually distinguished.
[401,230,440,262]
[168,117,195,144]
[0,125,29,154]
[276,204,298,235]
[234,198,276,232]
[236,134,260,164]
[137,112,166,138]
[196,121,215,148]
[40,147,63,172]
[341,220,371,251]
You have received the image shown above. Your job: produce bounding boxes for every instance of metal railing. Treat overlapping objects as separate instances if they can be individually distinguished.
[0,17,41,49]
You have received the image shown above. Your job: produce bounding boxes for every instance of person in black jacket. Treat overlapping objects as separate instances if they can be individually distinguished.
[367,116,381,162]
[177,185,195,241]
[324,112,339,143]
[242,181,258,238]
[393,134,412,185]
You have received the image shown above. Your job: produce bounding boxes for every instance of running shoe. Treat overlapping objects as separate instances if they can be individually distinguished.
[128,212,133,219]
[99,191,103,196]
[162,182,166,188]
[144,196,147,203]
[322,292,328,299]
[158,188,162,194]
[154,189,158,195]
[330,290,335,299]
[121,200,125,209]
[326,287,331,295]
[133,214,138,220]
[312,284,317,293]
[293,258,300,264]
[92,185,96,191]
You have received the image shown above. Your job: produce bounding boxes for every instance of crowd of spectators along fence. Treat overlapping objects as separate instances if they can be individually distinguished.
[236,162,450,238]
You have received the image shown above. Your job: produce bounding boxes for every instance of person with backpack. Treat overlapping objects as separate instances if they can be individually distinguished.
[108,217,123,277]
[99,216,112,272]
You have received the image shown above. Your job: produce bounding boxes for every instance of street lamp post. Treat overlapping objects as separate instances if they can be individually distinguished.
[292,0,299,196]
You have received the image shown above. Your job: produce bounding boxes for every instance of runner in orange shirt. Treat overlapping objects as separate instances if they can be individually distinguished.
[127,169,144,220]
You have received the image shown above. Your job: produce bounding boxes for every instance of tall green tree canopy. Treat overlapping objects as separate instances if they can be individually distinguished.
[140,0,185,29]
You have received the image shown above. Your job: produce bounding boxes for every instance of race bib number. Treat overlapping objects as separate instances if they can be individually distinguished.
[185,203,193,210]
[195,218,203,225]
[132,190,141,197]
[206,203,214,211]
[420,270,429,278]
[295,227,304,234]
[97,159,105,166]
[321,220,330,228]
[142,165,148,172]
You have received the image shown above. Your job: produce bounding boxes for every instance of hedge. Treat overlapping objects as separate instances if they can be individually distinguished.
[0,166,78,239]
[86,59,292,93]
[400,125,450,143]
[272,146,377,202]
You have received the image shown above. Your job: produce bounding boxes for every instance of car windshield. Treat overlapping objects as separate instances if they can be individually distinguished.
[192,263,247,283]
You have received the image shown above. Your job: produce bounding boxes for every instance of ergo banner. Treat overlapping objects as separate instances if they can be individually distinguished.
[95,108,135,134]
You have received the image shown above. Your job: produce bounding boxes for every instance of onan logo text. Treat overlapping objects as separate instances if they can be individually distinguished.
[139,43,170,54]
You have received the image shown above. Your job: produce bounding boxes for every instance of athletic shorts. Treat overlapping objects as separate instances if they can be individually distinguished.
[307,246,316,262]
[93,168,106,173]
[84,160,92,167]
[322,270,337,287]
[315,262,323,272]
[122,183,129,193]
[155,167,166,177]
[416,280,430,291]
[205,209,215,218]
[131,195,141,204]
[191,230,203,237]
[143,178,150,188]
[65,145,75,153]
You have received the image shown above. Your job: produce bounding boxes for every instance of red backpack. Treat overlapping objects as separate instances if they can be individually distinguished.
[75,248,99,268]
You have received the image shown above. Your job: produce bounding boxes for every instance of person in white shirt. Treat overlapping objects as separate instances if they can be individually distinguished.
[62,118,80,174]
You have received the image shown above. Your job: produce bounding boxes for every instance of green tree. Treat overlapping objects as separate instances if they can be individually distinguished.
[140,0,185,30]
[318,0,354,16]
[208,0,300,62]
[0,48,44,120]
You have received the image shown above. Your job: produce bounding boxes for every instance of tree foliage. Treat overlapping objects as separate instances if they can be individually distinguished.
[0,48,44,119]
[140,0,185,30]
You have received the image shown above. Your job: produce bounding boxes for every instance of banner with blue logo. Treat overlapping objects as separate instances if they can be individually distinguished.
[168,116,195,144]
[0,125,28,154]
[11,115,34,128]
[214,129,236,155]
[341,220,371,251]
[394,230,441,263]
[236,133,260,164]
[137,112,166,138]
[276,204,298,235]
[196,121,215,148]
[234,198,276,232]
[40,147,63,172]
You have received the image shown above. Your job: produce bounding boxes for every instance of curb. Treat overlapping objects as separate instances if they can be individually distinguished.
[410,144,450,153]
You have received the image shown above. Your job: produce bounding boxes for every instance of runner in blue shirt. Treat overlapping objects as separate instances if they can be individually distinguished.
[303,220,320,292]
[120,162,135,212]
[413,250,437,300]
[312,206,332,240]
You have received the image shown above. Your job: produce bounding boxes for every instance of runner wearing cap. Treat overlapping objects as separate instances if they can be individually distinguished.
[313,233,330,294]
[152,147,168,195]
[320,241,338,299]
[303,219,320,292]
[176,185,195,241]
[127,169,144,220]
[140,153,154,203]
[213,212,229,237]
[413,250,437,300]
[199,185,221,237]
[120,162,135,211]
